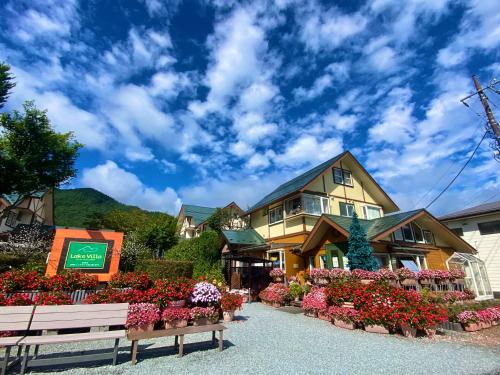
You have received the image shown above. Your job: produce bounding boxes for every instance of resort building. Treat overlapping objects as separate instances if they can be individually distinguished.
[177,202,245,239]
[221,151,491,298]
[0,190,54,235]
[440,201,500,298]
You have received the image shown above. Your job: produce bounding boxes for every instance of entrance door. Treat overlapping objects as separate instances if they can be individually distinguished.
[267,249,285,272]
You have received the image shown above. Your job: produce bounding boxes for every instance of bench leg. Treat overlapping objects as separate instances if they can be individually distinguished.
[174,335,178,348]
[130,341,138,366]
[112,339,119,366]
[20,345,30,375]
[1,346,10,375]
[218,330,223,352]
[212,331,216,345]
[33,345,39,360]
[178,335,184,358]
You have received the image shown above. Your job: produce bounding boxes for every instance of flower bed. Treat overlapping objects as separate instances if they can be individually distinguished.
[109,272,151,290]
[457,306,500,331]
[259,283,290,306]
[302,287,327,316]
[0,270,98,293]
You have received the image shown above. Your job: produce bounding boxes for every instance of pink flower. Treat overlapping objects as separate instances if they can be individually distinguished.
[126,303,160,328]
[302,287,327,313]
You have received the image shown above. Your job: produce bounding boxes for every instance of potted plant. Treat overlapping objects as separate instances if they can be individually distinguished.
[221,292,243,322]
[351,269,379,284]
[126,303,160,334]
[329,268,351,280]
[161,307,191,329]
[417,270,435,285]
[109,272,151,290]
[449,268,466,284]
[153,277,195,308]
[191,307,218,326]
[190,282,222,307]
[395,268,417,286]
[310,268,330,285]
[433,270,451,284]
[457,311,480,332]
[377,268,398,287]
[328,306,359,330]
[269,268,284,283]
[302,287,327,317]
[289,282,303,302]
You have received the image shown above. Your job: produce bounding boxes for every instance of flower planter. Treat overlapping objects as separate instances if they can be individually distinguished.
[424,327,437,337]
[342,302,354,309]
[454,278,465,285]
[401,324,417,338]
[168,300,186,308]
[388,280,399,288]
[315,278,329,286]
[360,279,373,285]
[334,319,355,330]
[364,324,390,334]
[419,279,433,285]
[194,318,211,326]
[463,322,481,332]
[164,319,187,329]
[480,321,491,329]
[223,310,235,322]
[273,277,283,283]
[401,279,417,286]
[271,301,281,308]
[242,295,248,303]
[304,311,318,318]
[318,310,330,321]
[127,324,154,334]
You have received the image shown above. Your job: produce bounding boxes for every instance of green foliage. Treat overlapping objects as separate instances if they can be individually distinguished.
[0,101,82,198]
[346,212,377,271]
[165,231,220,278]
[135,259,193,280]
[55,188,138,228]
[0,253,26,272]
[446,300,500,322]
[289,282,303,299]
[136,215,178,258]
[203,263,226,286]
[206,208,226,233]
[0,62,15,109]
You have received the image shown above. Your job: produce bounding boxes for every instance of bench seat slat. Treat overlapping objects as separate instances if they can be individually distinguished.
[31,310,128,322]
[0,306,35,332]
[19,330,126,345]
[30,318,127,330]
[0,336,24,346]
[33,304,128,313]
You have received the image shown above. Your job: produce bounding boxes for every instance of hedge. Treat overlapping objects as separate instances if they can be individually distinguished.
[0,254,29,272]
[134,259,194,279]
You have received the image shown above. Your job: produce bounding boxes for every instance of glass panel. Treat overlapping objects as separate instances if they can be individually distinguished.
[340,202,354,217]
[412,223,424,243]
[471,262,485,296]
[402,224,415,242]
[423,230,434,244]
[479,263,492,295]
[365,206,381,219]
[319,255,327,269]
[450,227,464,236]
[343,170,353,186]
[477,220,500,235]
[394,229,403,241]
[304,195,322,215]
[321,197,330,214]
[269,206,283,224]
[373,254,389,270]
[333,168,343,184]
[285,197,302,216]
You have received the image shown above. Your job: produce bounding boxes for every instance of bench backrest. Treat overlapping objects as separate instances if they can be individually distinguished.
[0,306,35,332]
[30,303,129,330]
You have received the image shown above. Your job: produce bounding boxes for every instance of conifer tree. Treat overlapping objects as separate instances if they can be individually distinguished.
[346,212,377,271]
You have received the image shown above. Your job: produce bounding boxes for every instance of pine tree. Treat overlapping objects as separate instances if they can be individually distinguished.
[0,63,15,109]
[346,212,377,271]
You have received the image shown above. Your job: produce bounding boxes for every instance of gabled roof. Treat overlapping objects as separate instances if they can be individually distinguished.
[302,209,476,253]
[222,228,266,246]
[323,209,424,239]
[181,204,217,226]
[2,191,47,205]
[439,201,500,221]
[246,152,347,213]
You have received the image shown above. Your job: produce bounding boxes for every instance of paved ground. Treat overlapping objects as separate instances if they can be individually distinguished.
[5,303,500,375]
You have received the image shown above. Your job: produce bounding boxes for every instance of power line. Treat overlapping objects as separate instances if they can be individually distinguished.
[425,130,488,209]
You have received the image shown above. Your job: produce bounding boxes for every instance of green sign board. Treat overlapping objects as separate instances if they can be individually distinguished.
[64,241,108,269]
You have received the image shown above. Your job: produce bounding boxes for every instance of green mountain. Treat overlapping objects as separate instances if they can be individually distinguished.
[54,188,138,227]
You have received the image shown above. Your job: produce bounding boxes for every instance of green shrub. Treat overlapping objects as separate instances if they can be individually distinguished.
[134,259,194,280]
[289,282,303,299]
[0,254,27,272]
[164,231,220,278]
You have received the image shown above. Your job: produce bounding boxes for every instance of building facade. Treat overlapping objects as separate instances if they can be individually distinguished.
[0,190,54,234]
[221,151,489,297]
[440,202,500,298]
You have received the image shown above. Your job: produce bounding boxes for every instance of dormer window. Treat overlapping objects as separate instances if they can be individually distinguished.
[333,167,353,186]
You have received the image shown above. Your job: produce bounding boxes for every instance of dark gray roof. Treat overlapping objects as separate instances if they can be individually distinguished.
[439,201,500,221]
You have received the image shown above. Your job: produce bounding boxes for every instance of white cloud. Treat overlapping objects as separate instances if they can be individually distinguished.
[275,135,343,167]
[245,153,271,169]
[160,159,177,173]
[293,74,333,101]
[297,3,367,52]
[229,141,255,158]
[323,111,358,133]
[81,161,181,214]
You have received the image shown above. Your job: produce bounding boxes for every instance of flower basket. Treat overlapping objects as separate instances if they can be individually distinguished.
[242,295,248,303]
[424,327,437,337]
[316,278,329,286]
[419,278,433,285]
[273,277,283,283]
[272,301,281,308]
[463,322,481,332]
[304,310,318,318]
[364,324,390,334]
[194,318,211,326]
[342,302,354,309]
[128,324,154,334]
[164,319,188,329]
[168,300,186,308]
[401,279,417,286]
[454,278,465,285]
[401,324,417,338]
[318,309,330,321]
[334,319,355,330]
[223,310,235,322]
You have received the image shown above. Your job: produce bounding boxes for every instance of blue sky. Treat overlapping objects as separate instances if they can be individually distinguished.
[1,0,499,216]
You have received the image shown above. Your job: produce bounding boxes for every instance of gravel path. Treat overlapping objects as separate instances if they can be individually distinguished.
[6,303,500,375]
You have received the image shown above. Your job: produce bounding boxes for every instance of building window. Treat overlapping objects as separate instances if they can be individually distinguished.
[412,223,424,243]
[477,220,500,235]
[267,250,285,271]
[268,205,283,225]
[333,168,353,186]
[363,205,381,220]
[339,202,355,217]
[401,224,414,242]
[394,228,403,241]
[423,230,434,244]
[450,227,464,237]
[303,195,329,216]
[5,211,17,227]
[285,196,302,216]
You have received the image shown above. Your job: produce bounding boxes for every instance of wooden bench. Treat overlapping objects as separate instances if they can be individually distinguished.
[0,306,34,375]
[18,303,128,375]
[127,323,226,365]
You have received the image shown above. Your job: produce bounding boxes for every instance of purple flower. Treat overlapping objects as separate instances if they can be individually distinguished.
[190,282,221,305]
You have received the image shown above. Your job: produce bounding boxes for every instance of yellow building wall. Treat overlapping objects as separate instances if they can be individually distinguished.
[251,209,269,239]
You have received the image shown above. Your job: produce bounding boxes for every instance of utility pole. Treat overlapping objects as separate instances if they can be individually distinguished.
[471,75,500,150]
